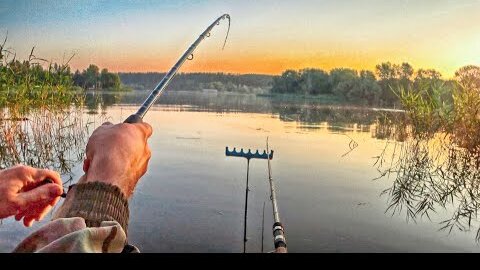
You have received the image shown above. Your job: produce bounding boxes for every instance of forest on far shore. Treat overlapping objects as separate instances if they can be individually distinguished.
[118,62,480,107]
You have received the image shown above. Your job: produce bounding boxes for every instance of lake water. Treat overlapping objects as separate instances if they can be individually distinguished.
[0,91,478,252]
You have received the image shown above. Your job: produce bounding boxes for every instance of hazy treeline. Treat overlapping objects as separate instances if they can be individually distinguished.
[270,62,468,107]
[118,72,273,93]
[72,64,130,91]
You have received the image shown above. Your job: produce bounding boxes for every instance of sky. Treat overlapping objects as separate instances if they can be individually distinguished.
[0,0,479,78]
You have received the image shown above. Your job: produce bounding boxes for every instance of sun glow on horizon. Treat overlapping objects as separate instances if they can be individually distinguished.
[1,0,479,79]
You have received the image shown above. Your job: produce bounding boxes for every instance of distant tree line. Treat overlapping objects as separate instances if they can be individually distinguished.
[118,72,273,93]
[72,64,125,91]
[270,62,471,107]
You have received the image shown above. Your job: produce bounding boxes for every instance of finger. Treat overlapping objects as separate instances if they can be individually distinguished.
[35,204,53,221]
[137,122,153,138]
[14,206,37,227]
[83,158,91,173]
[13,165,35,179]
[146,146,152,160]
[85,141,94,161]
[15,212,24,221]
[36,196,60,221]
[23,216,35,227]
[15,184,63,211]
[33,169,62,186]
[21,199,52,222]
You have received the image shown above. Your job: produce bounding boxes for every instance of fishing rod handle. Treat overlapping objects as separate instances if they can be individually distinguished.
[124,114,144,124]
[273,222,287,252]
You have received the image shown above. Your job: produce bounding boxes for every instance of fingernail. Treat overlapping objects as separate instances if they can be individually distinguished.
[49,185,64,197]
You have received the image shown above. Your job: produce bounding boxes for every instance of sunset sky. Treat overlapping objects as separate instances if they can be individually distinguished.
[1,0,479,78]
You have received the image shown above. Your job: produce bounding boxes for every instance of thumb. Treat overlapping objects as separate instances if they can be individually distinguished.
[15,184,63,211]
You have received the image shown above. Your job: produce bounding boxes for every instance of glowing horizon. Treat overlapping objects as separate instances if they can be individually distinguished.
[1,0,479,78]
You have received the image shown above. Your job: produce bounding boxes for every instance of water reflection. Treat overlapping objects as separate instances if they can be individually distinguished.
[0,107,97,183]
[1,90,479,251]
[375,125,480,241]
[85,91,406,136]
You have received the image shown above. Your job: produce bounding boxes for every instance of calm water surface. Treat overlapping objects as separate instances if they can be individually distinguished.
[0,91,478,252]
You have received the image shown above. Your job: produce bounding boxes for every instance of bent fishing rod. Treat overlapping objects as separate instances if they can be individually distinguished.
[124,13,231,124]
[266,137,287,253]
[42,14,231,196]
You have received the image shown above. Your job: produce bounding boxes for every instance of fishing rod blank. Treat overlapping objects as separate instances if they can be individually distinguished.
[40,14,231,194]
[124,14,231,124]
[266,137,287,253]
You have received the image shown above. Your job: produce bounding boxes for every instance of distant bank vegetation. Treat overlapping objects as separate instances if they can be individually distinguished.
[270,63,478,107]
[119,72,272,94]
[2,36,478,112]
[119,63,479,109]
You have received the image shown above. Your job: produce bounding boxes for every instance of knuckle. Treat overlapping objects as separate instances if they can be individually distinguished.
[16,165,31,175]
[12,198,25,210]
[143,122,153,131]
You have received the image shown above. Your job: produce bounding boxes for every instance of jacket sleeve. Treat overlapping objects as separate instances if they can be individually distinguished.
[53,182,130,234]
[13,182,136,253]
[13,217,130,253]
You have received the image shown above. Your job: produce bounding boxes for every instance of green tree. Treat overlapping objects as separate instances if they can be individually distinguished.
[84,64,100,89]
[99,68,121,90]
[454,65,480,90]
[415,69,442,81]
[299,68,330,94]
[375,62,398,80]
[73,70,85,88]
[414,69,442,93]
[329,68,357,96]
[271,70,302,94]
[399,62,414,80]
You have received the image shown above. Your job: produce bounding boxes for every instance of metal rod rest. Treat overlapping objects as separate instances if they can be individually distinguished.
[225,146,272,253]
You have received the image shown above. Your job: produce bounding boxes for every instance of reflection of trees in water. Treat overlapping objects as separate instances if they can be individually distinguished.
[0,107,96,184]
[271,103,408,135]
[83,91,480,242]
[85,92,124,115]
[272,104,375,130]
[86,91,401,134]
[371,112,409,142]
[375,131,480,241]
[86,91,270,114]
[374,82,480,242]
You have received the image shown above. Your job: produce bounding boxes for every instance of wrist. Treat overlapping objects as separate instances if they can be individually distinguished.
[53,182,130,234]
[84,157,134,198]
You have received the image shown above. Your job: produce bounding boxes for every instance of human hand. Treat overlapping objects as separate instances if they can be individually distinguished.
[81,121,153,198]
[0,165,63,226]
